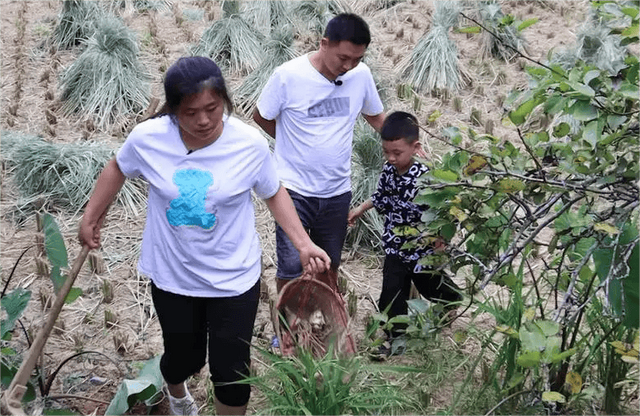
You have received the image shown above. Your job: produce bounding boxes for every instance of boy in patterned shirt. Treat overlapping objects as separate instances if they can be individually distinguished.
[348,111,462,357]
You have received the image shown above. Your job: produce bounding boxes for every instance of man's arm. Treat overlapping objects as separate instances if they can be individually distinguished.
[363,112,386,133]
[253,108,276,139]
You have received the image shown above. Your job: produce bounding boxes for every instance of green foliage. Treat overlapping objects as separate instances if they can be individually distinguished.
[477,1,530,61]
[1,288,31,341]
[413,1,639,412]
[0,131,147,219]
[59,17,150,130]
[190,14,265,74]
[105,355,163,415]
[242,346,413,415]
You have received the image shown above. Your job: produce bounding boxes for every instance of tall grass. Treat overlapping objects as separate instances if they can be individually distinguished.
[190,13,265,74]
[59,17,150,130]
[399,1,464,93]
[51,0,104,50]
[242,346,414,415]
[346,121,385,253]
[0,131,147,219]
[235,25,299,116]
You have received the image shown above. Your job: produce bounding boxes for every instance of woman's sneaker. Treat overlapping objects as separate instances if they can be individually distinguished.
[168,389,198,415]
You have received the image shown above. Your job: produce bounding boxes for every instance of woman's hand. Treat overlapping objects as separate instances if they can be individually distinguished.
[298,241,331,275]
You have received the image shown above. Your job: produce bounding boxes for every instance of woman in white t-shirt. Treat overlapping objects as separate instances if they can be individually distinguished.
[78,57,330,416]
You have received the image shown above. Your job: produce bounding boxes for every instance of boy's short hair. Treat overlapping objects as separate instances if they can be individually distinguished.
[324,13,371,46]
[381,111,419,143]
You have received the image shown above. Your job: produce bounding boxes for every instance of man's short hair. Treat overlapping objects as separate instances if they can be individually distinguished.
[381,111,419,143]
[324,13,371,46]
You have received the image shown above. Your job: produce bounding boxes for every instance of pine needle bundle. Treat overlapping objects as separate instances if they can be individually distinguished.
[190,15,265,75]
[292,0,351,38]
[400,1,463,93]
[235,26,299,116]
[59,17,150,130]
[241,0,292,36]
[1,131,147,217]
[347,121,384,252]
[51,0,104,50]
[478,1,526,61]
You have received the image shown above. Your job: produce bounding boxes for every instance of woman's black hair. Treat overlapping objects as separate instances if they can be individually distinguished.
[323,13,371,46]
[152,56,234,118]
[381,111,419,143]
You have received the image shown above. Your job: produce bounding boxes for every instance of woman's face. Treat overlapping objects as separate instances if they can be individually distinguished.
[177,89,225,148]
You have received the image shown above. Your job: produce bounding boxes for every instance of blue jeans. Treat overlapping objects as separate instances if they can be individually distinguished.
[276,189,351,279]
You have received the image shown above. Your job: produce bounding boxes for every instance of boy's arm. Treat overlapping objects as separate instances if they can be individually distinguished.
[348,198,374,227]
[253,108,276,139]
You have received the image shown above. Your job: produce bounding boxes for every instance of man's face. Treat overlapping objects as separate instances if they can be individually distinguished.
[320,39,367,79]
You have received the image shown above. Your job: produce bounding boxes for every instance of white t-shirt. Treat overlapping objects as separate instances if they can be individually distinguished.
[116,115,280,297]
[256,54,384,198]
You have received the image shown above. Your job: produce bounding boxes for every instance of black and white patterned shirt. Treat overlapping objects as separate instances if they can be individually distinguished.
[371,161,434,267]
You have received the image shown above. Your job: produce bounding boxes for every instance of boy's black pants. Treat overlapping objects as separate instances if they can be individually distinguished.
[378,255,462,337]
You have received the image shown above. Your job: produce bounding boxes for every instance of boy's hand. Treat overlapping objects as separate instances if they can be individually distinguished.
[434,236,447,253]
[347,208,362,227]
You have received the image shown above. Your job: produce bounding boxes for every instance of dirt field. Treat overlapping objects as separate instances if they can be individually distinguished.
[0,1,590,414]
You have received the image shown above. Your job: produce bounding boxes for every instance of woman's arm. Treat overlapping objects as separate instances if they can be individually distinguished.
[78,158,126,249]
[265,186,331,273]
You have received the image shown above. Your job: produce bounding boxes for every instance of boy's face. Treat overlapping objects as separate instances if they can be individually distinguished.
[382,138,419,175]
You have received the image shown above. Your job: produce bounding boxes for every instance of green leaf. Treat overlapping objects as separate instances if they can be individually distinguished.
[553,122,570,138]
[583,70,601,86]
[618,82,639,99]
[457,26,481,34]
[607,115,628,130]
[65,287,83,304]
[50,266,65,294]
[542,391,566,403]
[509,98,539,125]
[544,95,568,114]
[105,356,163,415]
[43,214,68,268]
[494,178,526,193]
[0,288,31,340]
[568,100,598,121]
[431,169,459,182]
[440,223,456,240]
[622,22,639,37]
[623,243,639,328]
[407,299,430,314]
[568,81,595,97]
[519,325,546,352]
[517,350,541,367]
[517,17,538,31]
[582,120,601,148]
[535,320,560,337]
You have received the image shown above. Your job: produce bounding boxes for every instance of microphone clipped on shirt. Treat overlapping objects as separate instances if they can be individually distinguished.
[334,80,343,86]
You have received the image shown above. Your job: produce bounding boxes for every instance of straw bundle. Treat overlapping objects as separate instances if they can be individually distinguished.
[241,1,292,36]
[190,14,265,75]
[235,26,299,116]
[399,1,464,93]
[1,131,147,218]
[51,0,104,50]
[59,17,150,130]
[478,1,526,61]
[291,0,352,37]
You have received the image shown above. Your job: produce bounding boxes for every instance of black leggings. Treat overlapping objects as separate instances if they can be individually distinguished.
[151,280,260,407]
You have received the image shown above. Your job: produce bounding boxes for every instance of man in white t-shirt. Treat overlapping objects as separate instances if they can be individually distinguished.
[254,13,385,292]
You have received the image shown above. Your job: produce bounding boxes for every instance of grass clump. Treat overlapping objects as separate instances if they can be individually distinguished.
[346,121,385,253]
[51,0,104,50]
[399,1,465,93]
[291,0,351,39]
[243,346,413,415]
[0,131,147,219]
[235,25,299,116]
[59,17,150,130]
[190,10,264,75]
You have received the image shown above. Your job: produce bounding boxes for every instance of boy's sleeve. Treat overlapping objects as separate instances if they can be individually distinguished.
[255,68,285,121]
[370,165,391,214]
